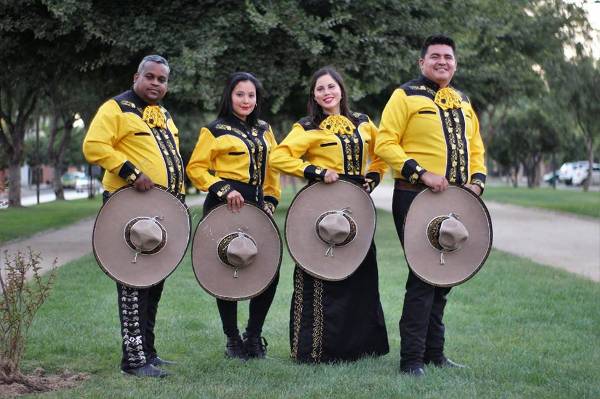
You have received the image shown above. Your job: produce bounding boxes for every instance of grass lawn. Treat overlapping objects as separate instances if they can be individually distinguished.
[16,194,600,398]
[0,197,102,244]
[484,186,600,218]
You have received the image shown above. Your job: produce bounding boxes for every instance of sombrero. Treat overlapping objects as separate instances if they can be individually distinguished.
[285,180,376,281]
[403,186,493,287]
[92,186,191,288]
[192,203,282,300]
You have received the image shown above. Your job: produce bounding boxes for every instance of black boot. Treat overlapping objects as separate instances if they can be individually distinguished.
[243,332,268,359]
[225,335,248,360]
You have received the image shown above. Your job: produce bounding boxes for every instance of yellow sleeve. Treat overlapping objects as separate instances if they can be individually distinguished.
[375,89,414,174]
[366,119,387,176]
[186,127,224,192]
[82,100,128,173]
[264,125,281,204]
[270,123,317,178]
[468,108,487,179]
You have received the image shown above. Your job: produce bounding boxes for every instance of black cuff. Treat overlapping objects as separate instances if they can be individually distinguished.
[365,172,381,192]
[470,173,486,192]
[264,195,279,209]
[303,165,327,181]
[209,181,233,198]
[118,161,141,184]
[401,159,426,184]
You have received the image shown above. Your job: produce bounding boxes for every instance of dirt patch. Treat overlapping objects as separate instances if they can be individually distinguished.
[0,368,89,398]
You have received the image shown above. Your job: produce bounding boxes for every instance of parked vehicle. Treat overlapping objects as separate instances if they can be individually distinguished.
[571,163,600,186]
[74,175,102,193]
[558,161,588,185]
[61,171,86,188]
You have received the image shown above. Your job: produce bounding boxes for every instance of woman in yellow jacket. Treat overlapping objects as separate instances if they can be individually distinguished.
[187,72,281,360]
[270,66,389,363]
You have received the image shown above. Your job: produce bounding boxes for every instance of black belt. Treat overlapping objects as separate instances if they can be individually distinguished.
[394,179,428,192]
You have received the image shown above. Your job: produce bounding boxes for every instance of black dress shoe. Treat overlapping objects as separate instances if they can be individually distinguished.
[225,335,248,360]
[400,366,425,377]
[425,357,466,368]
[243,333,268,359]
[150,356,177,367]
[121,364,169,378]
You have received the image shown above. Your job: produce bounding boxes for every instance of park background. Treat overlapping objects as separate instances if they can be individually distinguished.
[0,0,599,398]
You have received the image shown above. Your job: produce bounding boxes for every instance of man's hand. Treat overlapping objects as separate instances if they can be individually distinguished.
[420,171,449,192]
[226,190,244,213]
[463,183,482,196]
[133,173,154,192]
[324,170,339,184]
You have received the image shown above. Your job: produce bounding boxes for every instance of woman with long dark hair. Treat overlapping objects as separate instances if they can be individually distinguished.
[270,66,389,363]
[187,72,280,360]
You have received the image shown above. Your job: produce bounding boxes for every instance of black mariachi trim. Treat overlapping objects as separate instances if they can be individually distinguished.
[207,117,269,187]
[113,90,184,194]
[303,165,327,181]
[209,180,233,198]
[264,195,279,209]
[401,159,426,184]
[365,172,381,192]
[119,286,146,368]
[470,172,486,192]
[118,160,141,184]
[439,108,468,185]
[298,116,317,130]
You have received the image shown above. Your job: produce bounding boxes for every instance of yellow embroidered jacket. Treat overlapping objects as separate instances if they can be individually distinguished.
[270,113,387,190]
[376,76,486,188]
[83,90,185,195]
[186,116,281,207]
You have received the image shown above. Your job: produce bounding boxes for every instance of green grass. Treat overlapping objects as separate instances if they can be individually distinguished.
[484,186,600,218]
[15,190,600,399]
[0,197,102,244]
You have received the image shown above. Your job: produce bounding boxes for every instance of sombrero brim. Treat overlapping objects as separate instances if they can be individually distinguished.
[92,186,191,288]
[285,180,376,281]
[403,186,493,287]
[192,203,282,301]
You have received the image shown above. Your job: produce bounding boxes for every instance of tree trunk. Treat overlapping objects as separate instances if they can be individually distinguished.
[583,136,593,192]
[7,163,22,207]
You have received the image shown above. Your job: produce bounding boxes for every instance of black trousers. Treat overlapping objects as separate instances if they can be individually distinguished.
[392,188,452,369]
[103,190,173,370]
[203,180,280,338]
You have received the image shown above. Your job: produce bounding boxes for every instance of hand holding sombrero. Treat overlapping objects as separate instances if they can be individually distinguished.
[92,186,191,288]
[403,186,493,287]
[285,180,376,281]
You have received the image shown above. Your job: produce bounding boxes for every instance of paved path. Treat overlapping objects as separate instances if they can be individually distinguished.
[1,188,599,282]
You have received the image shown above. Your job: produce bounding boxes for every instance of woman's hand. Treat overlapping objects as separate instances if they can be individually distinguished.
[324,170,339,184]
[226,190,244,212]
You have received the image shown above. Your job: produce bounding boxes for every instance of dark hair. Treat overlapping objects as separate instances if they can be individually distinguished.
[137,54,170,74]
[420,35,456,58]
[217,72,263,127]
[307,66,352,126]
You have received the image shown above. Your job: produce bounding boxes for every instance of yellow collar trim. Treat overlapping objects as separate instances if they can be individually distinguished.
[319,115,356,135]
[434,87,462,110]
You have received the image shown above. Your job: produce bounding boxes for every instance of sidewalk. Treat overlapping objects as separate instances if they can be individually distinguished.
[1,187,599,282]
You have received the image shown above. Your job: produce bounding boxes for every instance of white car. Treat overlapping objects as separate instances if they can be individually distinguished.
[558,161,588,185]
[571,163,600,186]
[75,176,102,193]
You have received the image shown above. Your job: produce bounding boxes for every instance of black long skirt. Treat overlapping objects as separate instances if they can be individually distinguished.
[289,242,389,363]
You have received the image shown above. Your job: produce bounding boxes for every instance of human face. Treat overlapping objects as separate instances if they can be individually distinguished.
[419,44,457,88]
[231,80,257,121]
[133,62,169,104]
[313,74,342,115]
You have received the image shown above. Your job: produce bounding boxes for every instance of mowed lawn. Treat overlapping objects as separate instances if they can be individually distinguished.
[18,197,600,398]
[484,186,600,218]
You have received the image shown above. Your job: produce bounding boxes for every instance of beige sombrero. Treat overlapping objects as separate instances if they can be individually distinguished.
[192,203,282,301]
[92,186,191,288]
[285,180,376,281]
[403,186,493,287]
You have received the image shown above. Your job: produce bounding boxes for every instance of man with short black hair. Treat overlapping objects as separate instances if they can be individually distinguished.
[376,35,486,376]
[83,55,184,378]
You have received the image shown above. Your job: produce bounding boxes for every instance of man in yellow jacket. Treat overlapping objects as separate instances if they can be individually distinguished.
[376,35,486,377]
[83,55,184,378]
